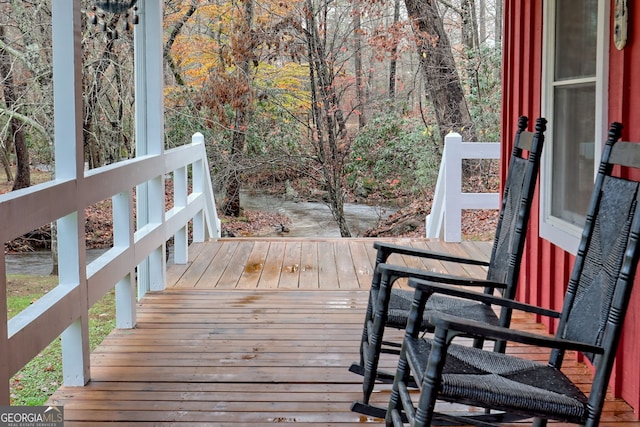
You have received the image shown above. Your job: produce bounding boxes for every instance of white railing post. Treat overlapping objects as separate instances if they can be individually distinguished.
[174,165,189,264]
[192,134,206,243]
[427,132,501,242]
[192,132,221,242]
[0,255,8,403]
[148,176,166,292]
[425,144,446,239]
[444,133,464,242]
[113,192,136,328]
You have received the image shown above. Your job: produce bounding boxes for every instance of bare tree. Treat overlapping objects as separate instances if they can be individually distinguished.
[303,0,352,236]
[0,1,55,187]
[0,25,29,189]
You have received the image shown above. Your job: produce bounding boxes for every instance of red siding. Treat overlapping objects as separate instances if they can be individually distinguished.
[501,0,544,314]
[502,0,640,415]
[609,2,640,411]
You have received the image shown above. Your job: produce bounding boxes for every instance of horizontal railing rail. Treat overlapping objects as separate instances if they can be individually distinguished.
[0,133,220,403]
[426,132,500,242]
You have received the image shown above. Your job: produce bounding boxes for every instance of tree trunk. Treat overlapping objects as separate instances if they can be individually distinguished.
[223,108,247,217]
[11,123,30,190]
[461,0,479,51]
[1,143,13,182]
[403,0,476,142]
[495,0,502,46]
[0,25,30,190]
[353,3,365,128]
[479,0,486,43]
[222,0,254,217]
[388,0,401,98]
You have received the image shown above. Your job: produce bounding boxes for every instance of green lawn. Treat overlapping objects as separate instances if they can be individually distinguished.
[7,274,115,405]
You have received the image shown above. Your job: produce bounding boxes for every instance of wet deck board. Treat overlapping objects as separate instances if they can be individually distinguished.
[168,238,491,290]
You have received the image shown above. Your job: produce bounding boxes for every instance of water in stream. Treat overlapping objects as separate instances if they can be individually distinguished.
[240,192,396,238]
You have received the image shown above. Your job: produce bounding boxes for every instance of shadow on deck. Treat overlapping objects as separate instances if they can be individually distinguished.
[47,238,640,426]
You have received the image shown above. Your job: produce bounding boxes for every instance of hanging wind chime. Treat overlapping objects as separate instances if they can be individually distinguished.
[90,0,139,39]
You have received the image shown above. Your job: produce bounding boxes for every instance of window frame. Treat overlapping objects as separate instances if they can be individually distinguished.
[539,0,609,254]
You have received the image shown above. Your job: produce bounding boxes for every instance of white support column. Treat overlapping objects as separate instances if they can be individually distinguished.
[52,0,90,387]
[53,3,84,181]
[135,0,166,297]
[142,0,165,153]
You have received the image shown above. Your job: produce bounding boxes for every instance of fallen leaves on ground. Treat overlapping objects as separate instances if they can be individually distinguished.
[220,210,290,237]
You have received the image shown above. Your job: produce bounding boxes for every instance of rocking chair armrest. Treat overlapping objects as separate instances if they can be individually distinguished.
[373,241,490,267]
[428,311,604,356]
[408,278,560,319]
[378,262,507,289]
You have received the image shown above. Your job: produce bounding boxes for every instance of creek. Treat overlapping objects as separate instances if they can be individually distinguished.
[5,192,395,275]
[239,191,396,237]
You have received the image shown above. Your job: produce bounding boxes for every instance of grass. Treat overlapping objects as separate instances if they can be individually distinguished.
[7,274,116,406]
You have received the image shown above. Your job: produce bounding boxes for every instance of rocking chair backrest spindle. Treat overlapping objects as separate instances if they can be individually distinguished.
[481,116,546,339]
[486,116,544,294]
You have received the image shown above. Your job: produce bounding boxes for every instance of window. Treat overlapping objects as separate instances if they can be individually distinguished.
[540,0,608,253]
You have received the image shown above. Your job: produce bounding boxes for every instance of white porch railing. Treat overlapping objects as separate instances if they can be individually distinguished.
[426,132,501,242]
[0,133,220,404]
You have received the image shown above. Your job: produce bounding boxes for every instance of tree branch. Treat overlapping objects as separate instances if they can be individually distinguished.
[0,108,51,144]
[0,36,26,64]
[164,2,197,85]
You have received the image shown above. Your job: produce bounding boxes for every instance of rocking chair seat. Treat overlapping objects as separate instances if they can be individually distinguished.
[405,336,589,423]
[385,288,498,329]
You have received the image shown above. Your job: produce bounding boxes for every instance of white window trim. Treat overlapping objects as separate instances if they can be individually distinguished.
[539,0,609,255]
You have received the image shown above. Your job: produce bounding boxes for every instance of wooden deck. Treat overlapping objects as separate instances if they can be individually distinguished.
[48,238,640,426]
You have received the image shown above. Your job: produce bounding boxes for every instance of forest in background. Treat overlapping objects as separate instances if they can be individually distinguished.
[0,0,502,238]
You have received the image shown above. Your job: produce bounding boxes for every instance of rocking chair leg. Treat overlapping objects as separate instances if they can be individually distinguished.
[348,362,398,383]
[532,418,548,427]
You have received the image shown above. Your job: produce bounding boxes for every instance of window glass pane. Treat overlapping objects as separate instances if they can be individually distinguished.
[551,83,596,225]
[554,0,598,80]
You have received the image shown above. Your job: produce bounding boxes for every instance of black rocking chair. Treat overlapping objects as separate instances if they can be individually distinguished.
[386,122,640,427]
[350,117,547,418]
